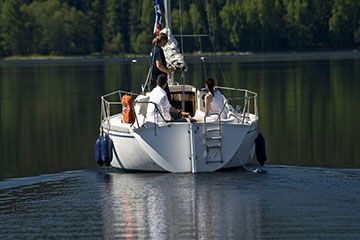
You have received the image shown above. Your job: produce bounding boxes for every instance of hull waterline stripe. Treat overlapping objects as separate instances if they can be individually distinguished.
[247,129,257,134]
[107,133,135,139]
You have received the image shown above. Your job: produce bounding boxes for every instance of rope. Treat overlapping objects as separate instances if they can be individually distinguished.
[100,98,111,135]
[100,97,105,136]
[237,153,249,171]
[106,101,111,133]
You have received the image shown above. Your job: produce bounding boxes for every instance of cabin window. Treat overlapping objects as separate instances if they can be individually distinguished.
[170,92,196,116]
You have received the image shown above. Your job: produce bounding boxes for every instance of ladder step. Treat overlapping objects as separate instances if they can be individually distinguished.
[207,136,222,140]
[206,160,223,164]
[204,118,223,163]
[207,145,221,149]
[206,128,220,132]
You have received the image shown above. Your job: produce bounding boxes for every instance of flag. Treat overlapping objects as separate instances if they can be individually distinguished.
[153,0,162,35]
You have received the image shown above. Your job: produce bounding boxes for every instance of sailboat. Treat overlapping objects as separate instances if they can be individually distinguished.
[95,0,261,173]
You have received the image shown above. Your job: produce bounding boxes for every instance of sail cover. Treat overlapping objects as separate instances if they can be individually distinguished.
[161,28,187,72]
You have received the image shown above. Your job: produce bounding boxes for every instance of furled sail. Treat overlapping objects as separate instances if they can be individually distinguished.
[161,27,188,72]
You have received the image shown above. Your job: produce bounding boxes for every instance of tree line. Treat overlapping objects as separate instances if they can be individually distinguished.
[0,0,359,57]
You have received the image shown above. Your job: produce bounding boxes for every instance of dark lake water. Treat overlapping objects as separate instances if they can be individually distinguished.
[1,52,360,239]
[1,167,360,239]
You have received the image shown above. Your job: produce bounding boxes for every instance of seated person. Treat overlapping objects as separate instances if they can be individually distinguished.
[146,74,189,123]
[193,78,227,121]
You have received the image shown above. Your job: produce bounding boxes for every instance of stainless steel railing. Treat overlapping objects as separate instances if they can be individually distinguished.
[100,91,167,136]
[215,86,258,123]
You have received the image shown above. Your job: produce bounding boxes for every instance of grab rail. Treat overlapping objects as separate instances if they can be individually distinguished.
[212,86,258,123]
[219,97,253,123]
[100,85,258,135]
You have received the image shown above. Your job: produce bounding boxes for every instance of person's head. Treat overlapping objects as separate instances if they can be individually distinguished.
[205,78,215,96]
[156,74,168,88]
[152,33,168,47]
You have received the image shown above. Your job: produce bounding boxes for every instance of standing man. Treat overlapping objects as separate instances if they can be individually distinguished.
[150,33,175,88]
[150,33,175,103]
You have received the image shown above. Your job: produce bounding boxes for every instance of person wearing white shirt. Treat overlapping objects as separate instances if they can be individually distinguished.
[193,78,227,121]
[146,74,189,123]
[205,78,227,119]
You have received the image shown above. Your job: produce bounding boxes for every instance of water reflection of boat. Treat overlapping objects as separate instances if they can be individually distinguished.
[99,172,262,239]
[96,0,259,173]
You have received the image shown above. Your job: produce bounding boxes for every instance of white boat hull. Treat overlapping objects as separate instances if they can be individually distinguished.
[100,84,260,173]
[105,120,257,173]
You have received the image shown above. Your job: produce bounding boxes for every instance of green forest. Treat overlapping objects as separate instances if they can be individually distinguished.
[0,0,360,57]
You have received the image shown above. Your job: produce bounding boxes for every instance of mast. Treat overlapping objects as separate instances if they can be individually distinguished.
[163,0,174,85]
[161,0,187,88]
[164,0,171,29]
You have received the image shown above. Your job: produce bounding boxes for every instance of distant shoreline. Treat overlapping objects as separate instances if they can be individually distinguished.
[1,50,360,64]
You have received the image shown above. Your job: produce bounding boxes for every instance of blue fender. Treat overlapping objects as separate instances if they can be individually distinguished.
[255,133,267,166]
[101,134,113,166]
[95,136,103,166]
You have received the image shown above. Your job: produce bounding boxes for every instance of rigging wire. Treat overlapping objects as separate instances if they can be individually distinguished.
[198,28,207,82]
[143,41,157,93]
[204,0,227,86]
[197,29,204,54]
[178,0,184,56]
[209,37,227,86]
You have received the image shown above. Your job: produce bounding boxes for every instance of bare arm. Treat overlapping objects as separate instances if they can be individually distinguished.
[204,94,213,116]
[156,60,175,75]
[170,106,180,114]
[170,106,189,117]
